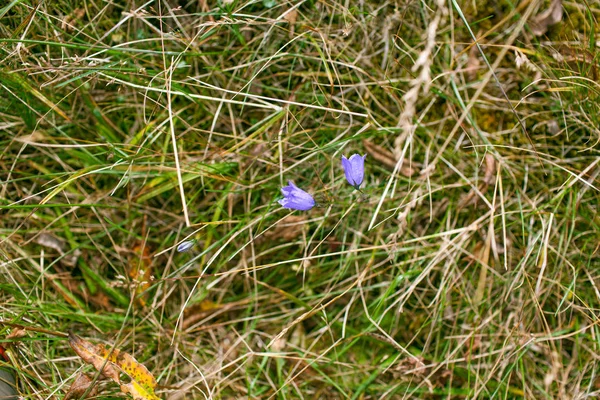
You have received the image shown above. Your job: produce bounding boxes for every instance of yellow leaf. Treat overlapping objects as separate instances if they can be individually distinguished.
[68,333,120,383]
[69,333,162,400]
[97,345,159,397]
[121,381,162,400]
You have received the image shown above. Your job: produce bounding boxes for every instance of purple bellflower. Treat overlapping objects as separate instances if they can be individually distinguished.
[278,181,316,211]
[341,154,366,189]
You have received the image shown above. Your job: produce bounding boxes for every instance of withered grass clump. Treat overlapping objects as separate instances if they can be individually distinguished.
[1,1,600,398]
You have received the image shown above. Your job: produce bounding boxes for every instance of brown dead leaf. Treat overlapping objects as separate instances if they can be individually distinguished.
[61,8,85,32]
[283,9,298,25]
[89,291,112,310]
[6,328,26,341]
[35,232,80,267]
[69,333,162,400]
[270,337,286,352]
[362,140,416,177]
[36,233,65,253]
[282,8,298,37]
[64,373,98,400]
[14,130,46,144]
[482,154,496,185]
[530,0,562,36]
[68,333,120,383]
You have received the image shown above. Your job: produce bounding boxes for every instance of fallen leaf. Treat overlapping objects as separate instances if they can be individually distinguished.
[36,233,65,253]
[482,154,496,185]
[68,333,162,399]
[283,9,297,38]
[97,346,159,399]
[530,0,562,36]
[35,232,80,267]
[121,381,159,400]
[14,130,46,144]
[270,337,286,352]
[61,8,85,32]
[64,373,98,400]
[68,333,120,383]
[283,9,297,25]
[363,139,416,177]
[6,328,26,340]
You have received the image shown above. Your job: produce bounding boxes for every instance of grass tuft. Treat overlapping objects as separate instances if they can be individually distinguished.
[2,0,600,398]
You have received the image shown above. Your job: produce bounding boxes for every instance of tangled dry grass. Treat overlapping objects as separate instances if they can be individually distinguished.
[2,0,600,398]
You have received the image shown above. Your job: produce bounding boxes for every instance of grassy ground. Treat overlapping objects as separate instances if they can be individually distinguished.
[1,0,600,398]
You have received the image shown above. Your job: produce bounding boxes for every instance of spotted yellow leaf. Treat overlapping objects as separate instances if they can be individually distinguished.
[68,333,161,400]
